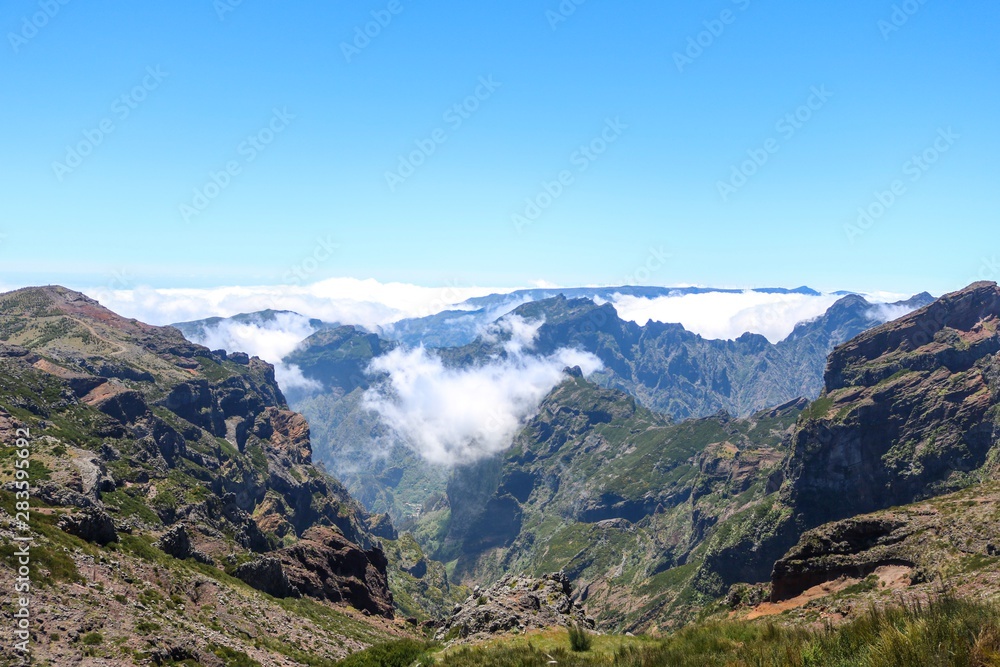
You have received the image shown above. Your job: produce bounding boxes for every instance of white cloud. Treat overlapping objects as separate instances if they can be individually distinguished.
[362,334,602,466]
[184,312,322,392]
[608,292,846,343]
[81,277,516,330]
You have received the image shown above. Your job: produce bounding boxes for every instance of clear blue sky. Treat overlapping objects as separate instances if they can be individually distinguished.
[1,0,997,295]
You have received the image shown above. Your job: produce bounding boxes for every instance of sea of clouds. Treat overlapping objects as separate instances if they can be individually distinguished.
[76,278,916,465]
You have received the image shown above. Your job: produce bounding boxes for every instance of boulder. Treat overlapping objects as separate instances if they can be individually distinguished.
[57,508,118,545]
[233,556,300,598]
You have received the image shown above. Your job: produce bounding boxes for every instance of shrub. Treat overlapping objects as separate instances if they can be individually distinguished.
[568,623,592,652]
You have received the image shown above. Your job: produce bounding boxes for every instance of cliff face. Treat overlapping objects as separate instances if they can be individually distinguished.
[762,282,1000,602]
[0,287,397,665]
[783,282,1000,529]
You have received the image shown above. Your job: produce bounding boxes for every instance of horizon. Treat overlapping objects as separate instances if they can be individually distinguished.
[2,2,998,295]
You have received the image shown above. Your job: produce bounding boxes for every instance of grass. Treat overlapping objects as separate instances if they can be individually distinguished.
[427,596,1000,666]
[569,624,593,652]
[334,639,436,667]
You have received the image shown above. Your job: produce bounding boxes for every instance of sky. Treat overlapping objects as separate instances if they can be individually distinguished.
[1,0,998,299]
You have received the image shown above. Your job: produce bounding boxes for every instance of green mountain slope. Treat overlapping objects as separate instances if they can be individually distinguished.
[0,286,409,665]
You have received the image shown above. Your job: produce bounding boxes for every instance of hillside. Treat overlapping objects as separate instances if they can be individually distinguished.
[0,287,408,665]
[419,282,1000,632]
[286,291,929,529]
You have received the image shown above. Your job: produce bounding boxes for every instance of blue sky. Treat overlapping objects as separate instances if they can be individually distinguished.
[1,0,997,296]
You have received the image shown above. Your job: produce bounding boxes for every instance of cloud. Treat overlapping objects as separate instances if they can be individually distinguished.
[81,277,516,330]
[607,292,847,343]
[362,331,602,466]
[183,312,322,392]
[868,303,920,324]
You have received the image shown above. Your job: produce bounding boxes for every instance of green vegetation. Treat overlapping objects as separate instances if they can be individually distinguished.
[568,623,593,652]
[335,639,436,667]
[430,596,1000,666]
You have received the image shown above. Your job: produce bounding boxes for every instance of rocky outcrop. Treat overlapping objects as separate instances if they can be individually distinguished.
[770,481,1000,602]
[771,517,915,600]
[435,572,594,642]
[783,282,1000,529]
[57,508,118,545]
[277,526,393,618]
[156,524,214,565]
[234,556,300,598]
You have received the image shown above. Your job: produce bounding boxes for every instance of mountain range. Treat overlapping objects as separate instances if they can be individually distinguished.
[5,282,1000,664]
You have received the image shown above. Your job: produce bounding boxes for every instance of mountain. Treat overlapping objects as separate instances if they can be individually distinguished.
[413,282,1000,631]
[453,291,934,421]
[283,291,930,530]
[172,309,339,343]
[381,285,825,348]
[422,374,805,631]
[0,287,404,665]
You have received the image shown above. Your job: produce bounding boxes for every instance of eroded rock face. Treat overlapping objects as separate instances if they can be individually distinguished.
[58,508,118,545]
[277,526,393,618]
[156,524,214,565]
[435,572,594,643]
[770,483,1000,603]
[783,282,1000,530]
[770,517,914,600]
[234,556,300,598]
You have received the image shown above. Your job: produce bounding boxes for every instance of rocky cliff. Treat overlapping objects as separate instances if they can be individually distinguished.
[0,286,400,665]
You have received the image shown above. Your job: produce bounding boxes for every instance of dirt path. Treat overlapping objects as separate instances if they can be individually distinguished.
[67,316,128,356]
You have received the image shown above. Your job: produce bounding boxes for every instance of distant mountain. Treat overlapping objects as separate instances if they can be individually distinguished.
[441,291,935,421]
[429,374,805,630]
[172,308,339,343]
[285,291,932,529]
[413,282,1000,630]
[381,285,825,348]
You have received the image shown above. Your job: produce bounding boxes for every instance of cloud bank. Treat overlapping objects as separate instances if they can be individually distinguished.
[83,278,513,330]
[606,291,907,343]
[184,312,322,391]
[77,279,919,347]
[363,318,601,466]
